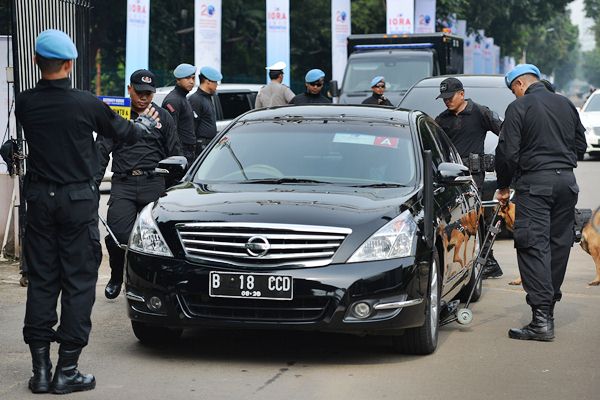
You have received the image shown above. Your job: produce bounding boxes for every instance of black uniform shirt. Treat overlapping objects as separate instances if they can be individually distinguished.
[289,92,332,105]
[95,103,181,181]
[188,88,217,140]
[161,85,196,145]
[435,99,502,158]
[362,93,393,106]
[15,78,143,184]
[496,82,587,188]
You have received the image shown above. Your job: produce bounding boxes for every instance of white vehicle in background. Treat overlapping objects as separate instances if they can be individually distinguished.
[579,89,600,158]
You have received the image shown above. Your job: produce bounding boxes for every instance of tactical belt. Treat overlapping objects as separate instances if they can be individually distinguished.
[114,169,156,177]
[462,153,495,173]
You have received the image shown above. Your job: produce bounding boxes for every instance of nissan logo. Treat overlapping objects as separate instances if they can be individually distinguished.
[245,236,270,257]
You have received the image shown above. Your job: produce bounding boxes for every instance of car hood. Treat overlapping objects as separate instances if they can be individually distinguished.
[154,182,418,229]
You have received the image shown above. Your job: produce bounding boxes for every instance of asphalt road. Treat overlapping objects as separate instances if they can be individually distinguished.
[1,160,599,400]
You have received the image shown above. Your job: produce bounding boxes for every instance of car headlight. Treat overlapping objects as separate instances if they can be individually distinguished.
[348,210,417,263]
[128,203,173,257]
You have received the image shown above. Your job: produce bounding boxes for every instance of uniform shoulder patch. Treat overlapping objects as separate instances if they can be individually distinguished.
[165,103,176,113]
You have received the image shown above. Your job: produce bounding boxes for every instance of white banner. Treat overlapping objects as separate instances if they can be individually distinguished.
[331,0,351,83]
[464,34,474,74]
[125,0,150,96]
[195,0,222,75]
[266,0,291,86]
[414,0,435,34]
[483,37,494,74]
[386,0,414,34]
[455,19,467,38]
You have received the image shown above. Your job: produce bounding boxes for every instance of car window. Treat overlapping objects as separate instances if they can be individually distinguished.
[400,85,514,119]
[426,120,462,163]
[418,118,446,168]
[194,121,416,185]
[218,92,252,120]
[583,94,600,112]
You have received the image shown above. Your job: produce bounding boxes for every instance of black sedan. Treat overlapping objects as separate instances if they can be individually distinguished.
[124,105,483,355]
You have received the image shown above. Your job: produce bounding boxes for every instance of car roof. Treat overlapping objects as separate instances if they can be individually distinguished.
[237,104,412,124]
[410,74,506,88]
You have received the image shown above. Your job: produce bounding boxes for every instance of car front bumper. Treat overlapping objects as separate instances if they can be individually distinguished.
[125,251,430,335]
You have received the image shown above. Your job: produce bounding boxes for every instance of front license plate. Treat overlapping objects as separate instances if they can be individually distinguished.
[209,271,293,300]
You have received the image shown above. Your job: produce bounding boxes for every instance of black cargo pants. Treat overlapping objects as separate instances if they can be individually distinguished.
[23,177,101,347]
[513,169,579,307]
[105,174,165,283]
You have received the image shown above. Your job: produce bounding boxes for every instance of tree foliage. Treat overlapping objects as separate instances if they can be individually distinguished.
[84,0,580,95]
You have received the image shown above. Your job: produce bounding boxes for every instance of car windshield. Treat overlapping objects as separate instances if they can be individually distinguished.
[343,56,433,94]
[399,85,514,119]
[193,121,416,186]
[583,94,600,112]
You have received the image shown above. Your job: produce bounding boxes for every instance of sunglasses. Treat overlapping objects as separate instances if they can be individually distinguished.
[374,84,385,88]
[309,81,324,87]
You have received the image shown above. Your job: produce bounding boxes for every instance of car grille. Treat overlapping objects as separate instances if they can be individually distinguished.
[180,294,331,322]
[176,222,351,268]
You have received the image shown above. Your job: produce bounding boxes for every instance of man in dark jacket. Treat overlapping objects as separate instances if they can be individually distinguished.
[289,69,332,105]
[16,29,158,394]
[162,63,196,166]
[435,77,503,279]
[362,76,393,106]
[496,64,587,342]
[96,69,182,301]
[188,66,222,157]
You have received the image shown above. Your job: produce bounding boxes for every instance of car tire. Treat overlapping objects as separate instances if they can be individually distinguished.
[131,321,183,345]
[458,224,483,303]
[392,249,440,355]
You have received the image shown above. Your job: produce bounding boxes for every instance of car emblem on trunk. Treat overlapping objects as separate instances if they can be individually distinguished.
[245,236,270,257]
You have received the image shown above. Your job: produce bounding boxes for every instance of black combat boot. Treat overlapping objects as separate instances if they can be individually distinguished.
[548,301,556,332]
[508,306,555,342]
[481,253,503,279]
[51,346,96,394]
[28,344,52,393]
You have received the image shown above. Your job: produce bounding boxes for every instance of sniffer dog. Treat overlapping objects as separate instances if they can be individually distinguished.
[504,205,600,286]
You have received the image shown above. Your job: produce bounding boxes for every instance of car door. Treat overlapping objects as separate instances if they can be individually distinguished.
[418,117,468,297]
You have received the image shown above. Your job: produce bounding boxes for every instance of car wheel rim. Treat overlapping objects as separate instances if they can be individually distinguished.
[430,259,439,342]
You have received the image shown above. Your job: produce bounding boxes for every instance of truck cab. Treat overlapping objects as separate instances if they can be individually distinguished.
[332,33,463,106]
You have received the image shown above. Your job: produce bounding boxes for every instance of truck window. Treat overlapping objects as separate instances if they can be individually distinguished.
[343,55,433,94]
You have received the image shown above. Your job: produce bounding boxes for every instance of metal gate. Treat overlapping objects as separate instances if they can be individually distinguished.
[11,0,92,93]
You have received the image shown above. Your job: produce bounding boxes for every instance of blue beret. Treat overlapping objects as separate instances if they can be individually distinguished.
[35,29,78,60]
[305,69,325,83]
[174,63,196,79]
[200,66,223,82]
[371,76,385,87]
[505,64,541,88]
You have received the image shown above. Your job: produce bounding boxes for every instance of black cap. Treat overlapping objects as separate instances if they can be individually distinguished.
[130,69,156,93]
[436,77,463,99]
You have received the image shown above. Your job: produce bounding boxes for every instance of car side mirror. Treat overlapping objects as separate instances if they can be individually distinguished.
[155,156,188,187]
[329,80,339,98]
[437,162,471,185]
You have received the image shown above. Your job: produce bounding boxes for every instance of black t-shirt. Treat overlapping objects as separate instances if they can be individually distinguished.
[15,78,143,184]
[188,89,217,140]
[435,99,501,158]
[362,93,393,106]
[289,92,332,105]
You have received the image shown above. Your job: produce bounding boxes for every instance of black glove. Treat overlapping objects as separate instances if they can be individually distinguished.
[134,114,158,133]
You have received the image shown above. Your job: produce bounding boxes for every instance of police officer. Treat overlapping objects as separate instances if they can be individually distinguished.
[289,69,332,105]
[96,69,182,300]
[496,64,587,341]
[362,76,393,106]
[189,66,222,157]
[255,61,295,108]
[162,63,197,167]
[435,77,503,279]
[15,29,158,394]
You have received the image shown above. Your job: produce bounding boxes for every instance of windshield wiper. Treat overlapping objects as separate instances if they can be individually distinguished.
[239,178,331,184]
[349,183,407,188]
